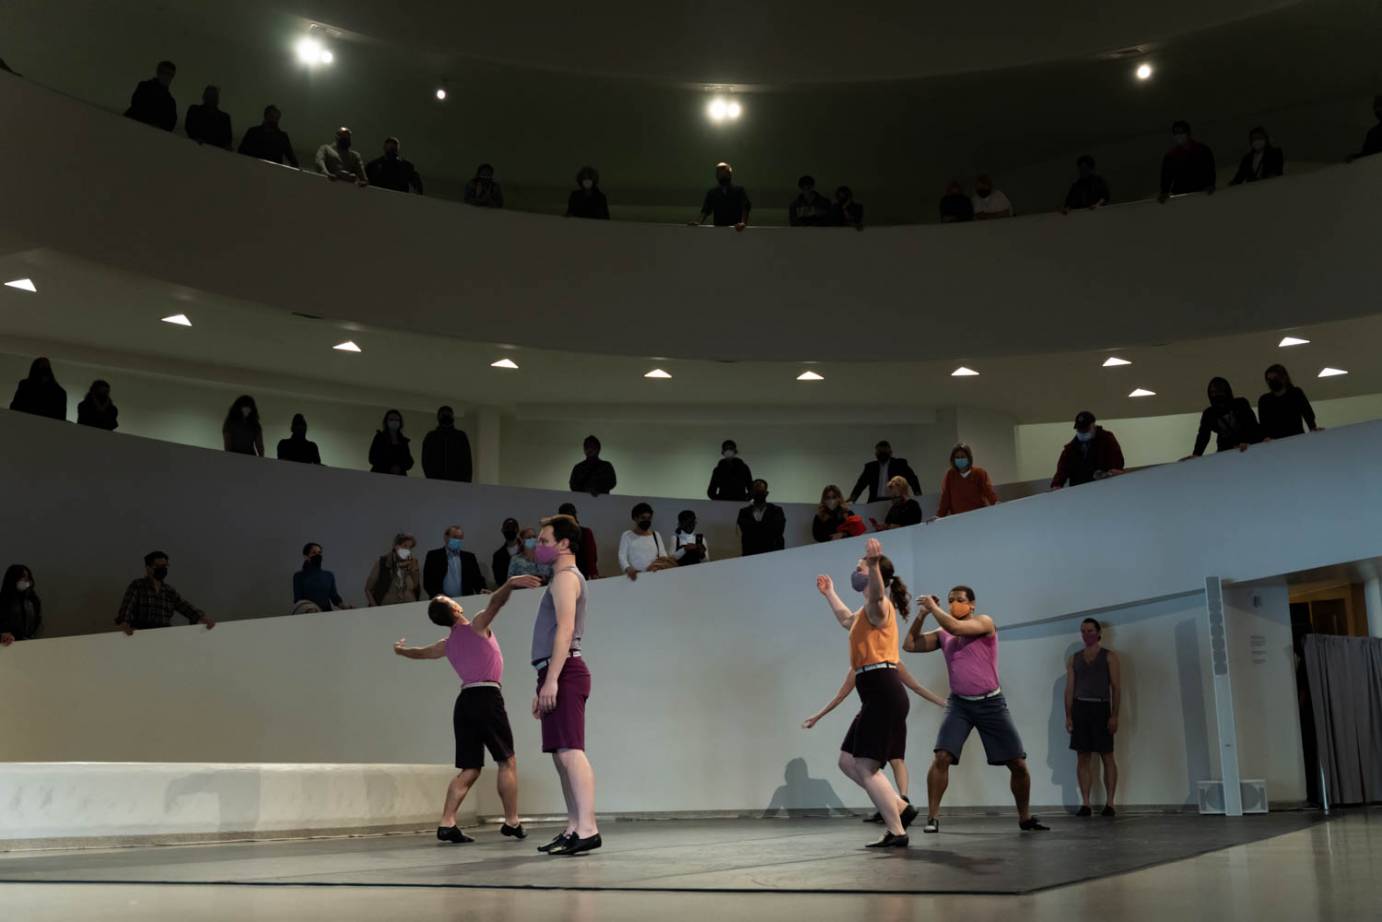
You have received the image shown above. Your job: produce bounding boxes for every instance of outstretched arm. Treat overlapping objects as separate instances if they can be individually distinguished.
[470,574,542,634]
[918,594,994,637]
[815,574,856,629]
[898,661,947,707]
[803,669,856,728]
[394,637,446,659]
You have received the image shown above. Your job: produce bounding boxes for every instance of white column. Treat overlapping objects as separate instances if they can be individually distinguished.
[1205,576,1244,816]
[1365,576,1382,638]
[472,406,503,485]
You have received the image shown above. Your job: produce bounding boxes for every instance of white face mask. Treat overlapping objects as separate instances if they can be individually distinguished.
[16,580,31,592]
[395,547,412,560]
[825,498,839,510]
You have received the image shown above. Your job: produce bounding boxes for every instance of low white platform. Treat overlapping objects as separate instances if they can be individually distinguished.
[0,763,466,847]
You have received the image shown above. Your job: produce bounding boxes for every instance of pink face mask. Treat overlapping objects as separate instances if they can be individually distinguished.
[533,543,560,566]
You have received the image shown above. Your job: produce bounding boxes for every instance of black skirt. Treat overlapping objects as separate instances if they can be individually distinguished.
[841,667,910,762]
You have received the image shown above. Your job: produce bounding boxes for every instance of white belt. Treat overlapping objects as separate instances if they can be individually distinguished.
[461,681,501,691]
[954,687,1003,701]
[533,650,582,670]
[855,662,898,676]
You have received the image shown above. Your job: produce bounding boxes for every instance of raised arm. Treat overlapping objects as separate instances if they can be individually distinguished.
[862,537,886,627]
[803,669,856,728]
[393,637,446,659]
[903,614,941,653]
[898,661,947,707]
[918,593,993,637]
[815,574,856,630]
[470,574,542,633]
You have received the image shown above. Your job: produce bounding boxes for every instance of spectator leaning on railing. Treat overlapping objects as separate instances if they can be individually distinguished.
[9,357,67,421]
[117,551,215,634]
[124,60,177,132]
[1159,120,1216,202]
[316,127,368,186]
[238,105,299,167]
[936,443,998,517]
[1052,411,1125,489]
[0,564,42,645]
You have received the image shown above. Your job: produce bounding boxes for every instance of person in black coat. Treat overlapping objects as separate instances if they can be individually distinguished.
[76,379,118,430]
[276,413,322,464]
[566,166,610,219]
[569,435,617,495]
[737,479,786,557]
[423,526,488,597]
[1258,364,1320,440]
[1159,120,1216,201]
[369,409,414,475]
[238,105,300,167]
[1191,377,1263,456]
[421,406,472,482]
[9,357,67,420]
[366,137,424,194]
[1229,126,1284,186]
[707,439,753,501]
[185,85,232,149]
[491,518,522,587]
[848,440,921,503]
[124,61,178,131]
[0,564,42,645]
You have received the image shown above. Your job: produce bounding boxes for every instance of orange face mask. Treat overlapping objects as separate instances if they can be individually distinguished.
[949,601,974,618]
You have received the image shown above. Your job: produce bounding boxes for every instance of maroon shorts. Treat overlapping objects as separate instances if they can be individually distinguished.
[537,657,591,753]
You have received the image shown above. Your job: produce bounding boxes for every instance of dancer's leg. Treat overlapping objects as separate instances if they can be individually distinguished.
[551,753,578,834]
[838,751,864,786]
[495,757,520,826]
[1076,752,1093,808]
[441,768,481,827]
[927,750,953,820]
[555,749,599,837]
[854,757,905,835]
[1007,757,1032,822]
[1102,752,1119,809]
[890,758,910,799]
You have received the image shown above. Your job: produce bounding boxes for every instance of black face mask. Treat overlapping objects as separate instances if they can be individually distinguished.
[682,521,697,533]
[1211,394,1230,406]
[876,453,891,463]
[752,493,768,506]
[1267,378,1285,393]
[152,566,169,581]
[292,427,307,438]
[438,414,454,427]
[502,529,519,543]
[717,175,731,186]
[636,518,653,531]
[306,556,323,570]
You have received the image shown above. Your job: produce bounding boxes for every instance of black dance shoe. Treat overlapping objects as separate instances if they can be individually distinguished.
[1019,816,1051,831]
[437,826,475,844]
[866,831,910,848]
[550,833,603,856]
[1076,806,1092,817]
[501,823,527,839]
[537,832,574,853]
[900,803,919,829]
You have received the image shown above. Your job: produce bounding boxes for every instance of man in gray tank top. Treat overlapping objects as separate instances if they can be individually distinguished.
[1064,618,1122,816]
[529,514,600,856]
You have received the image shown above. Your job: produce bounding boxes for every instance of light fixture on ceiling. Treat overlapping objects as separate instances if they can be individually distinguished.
[644,368,672,379]
[706,96,742,123]
[1135,63,1154,81]
[295,35,333,66]
[1278,336,1310,347]
[1102,356,1132,367]
[435,88,447,101]
[951,366,979,377]
[4,278,36,292]
[1128,387,1157,397]
[333,340,362,353]
[160,313,192,326]
[1318,367,1348,378]
[797,370,824,381]
[490,358,519,369]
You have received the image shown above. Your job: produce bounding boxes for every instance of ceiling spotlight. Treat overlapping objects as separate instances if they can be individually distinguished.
[1278,336,1310,347]
[707,98,728,122]
[435,88,447,101]
[4,277,37,292]
[1318,367,1348,378]
[1128,387,1157,397]
[1135,63,1154,81]
[726,100,742,119]
[490,358,519,369]
[295,36,332,65]
[797,370,824,381]
[319,49,334,64]
[160,313,192,326]
[644,368,672,379]
[333,340,362,353]
[951,366,979,377]
[1102,356,1132,367]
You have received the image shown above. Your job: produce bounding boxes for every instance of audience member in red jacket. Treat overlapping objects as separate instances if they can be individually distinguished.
[1052,412,1126,489]
[937,443,999,517]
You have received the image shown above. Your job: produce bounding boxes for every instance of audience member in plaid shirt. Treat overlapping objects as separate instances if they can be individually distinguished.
[116,551,216,634]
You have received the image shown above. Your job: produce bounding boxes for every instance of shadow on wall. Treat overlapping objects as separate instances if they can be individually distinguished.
[1175,616,1212,806]
[1045,641,1082,810]
[761,758,854,818]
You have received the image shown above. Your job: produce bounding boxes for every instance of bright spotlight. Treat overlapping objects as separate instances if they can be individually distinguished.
[295,37,323,64]
[726,100,742,119]
[435,88,447,101]
[1135,63,1153,81]
[318,49,333,64]
[707,98,728,122]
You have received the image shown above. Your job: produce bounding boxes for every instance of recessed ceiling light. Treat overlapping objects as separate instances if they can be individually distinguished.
[1278,336,1310,347]
[797,370,824,381]
[1318,367,1348,378]
[644,368,672,379]
[160,313,191,326]
[726,100,742,119]
[296,37,323,64]
[4,278,36,292]
[1135,63,1154,81]
[490,358,518,369]
[318,49,333,64]
[435,88,447,101]
[333,340,361,353]
[1102,356,1132,367]
[951,366,979,377]
[707,98,728,122]
[1128,387,1157,397]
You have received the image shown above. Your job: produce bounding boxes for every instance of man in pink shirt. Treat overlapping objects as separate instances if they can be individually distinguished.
[393,574,541,843]
[904,586,1049,834]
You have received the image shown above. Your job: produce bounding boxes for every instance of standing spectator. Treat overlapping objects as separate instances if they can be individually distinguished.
[618,502,667,580]
[1258,364,1320,441]
[1052,411,1125,489]
[0,564,41,645]
[464,164,504,208]
[813,484,851,542]
[691,161,750,230]
[737,479,786,556]
[491,518,523,587]
[936,443,998,517]
[366,137,424,194]
[315,127,368,185]
[1230,126,1284,185]
[124,61,177,131]
[873,476,922,531]
[673,510,709,566]
[1159,120,1216,202]
[568,435,616,496]
[369,409,414,475]
[1065,618,1122,817]
[1347,94,1382,162]
[507,527,554,582]
[222,395,264,456]
[848,440,922,504]
[276,413,321,464]
[9,357,66,420]
[116,551,215,634]
[238,105,299,167]
[707,439,753,501]
[557,503,600,579]
[788,175,833,227]
[76,379,118,431]
[566,166,610,219]
[939,180,974,223]
[293,543,347,611]
[185,85,232,149]
[1062,155,1110,212]
[365,533,422,606]
[831,185,864,230]
[972,174,1014,220]
[421,406,472,482]
[1191,377,1262,456]
[424,525,488,598]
